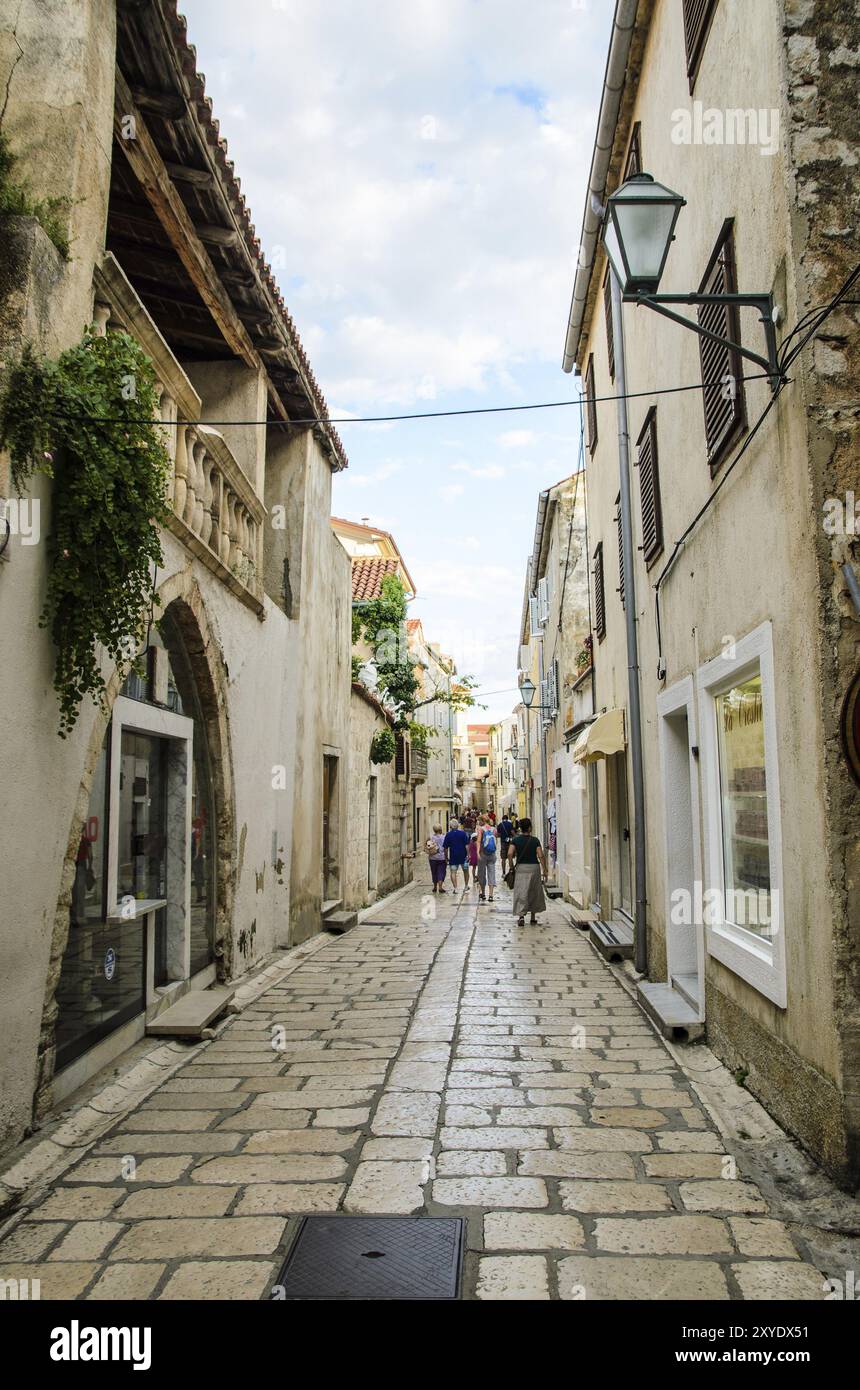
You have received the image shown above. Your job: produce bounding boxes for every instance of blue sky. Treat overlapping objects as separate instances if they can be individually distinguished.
[181,0,613,719]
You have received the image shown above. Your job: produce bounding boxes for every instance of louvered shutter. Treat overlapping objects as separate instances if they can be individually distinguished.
[529,596,541,637]
[682,0,719,80]
[603,270,615,381]
[698,223,746,471]
[538,576,550,624]
[593,543,606,640]
[637,408,663,565]
[615,495,625,610]
[584,355,598,454]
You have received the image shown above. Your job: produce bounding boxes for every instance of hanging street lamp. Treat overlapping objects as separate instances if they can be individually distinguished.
[518,675,554,712]
[603,172,783,393]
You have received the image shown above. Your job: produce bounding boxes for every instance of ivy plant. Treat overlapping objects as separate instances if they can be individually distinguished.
[0,328,171,735]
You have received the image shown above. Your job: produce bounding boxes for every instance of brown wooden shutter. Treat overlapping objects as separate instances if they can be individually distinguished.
[698,222,746,471]
[623,122,642,180]
[585,354,598,455]
[682,0,719,81]
[615,495,625,609]
[637,408,663,565]
[603,270,615,381]
[593,543,606,640]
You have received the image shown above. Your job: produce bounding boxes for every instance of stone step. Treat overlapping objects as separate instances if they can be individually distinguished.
[589,917,634,961]
[637,980,705,1041]
[145,986,234,1039]
[672,971,701,1012]
[323,909,358,935]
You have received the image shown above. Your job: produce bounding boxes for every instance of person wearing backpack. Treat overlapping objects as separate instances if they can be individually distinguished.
[507,817,547,926]
[476,815,497,903]
[426,824,447,893]
[497,813,514,864]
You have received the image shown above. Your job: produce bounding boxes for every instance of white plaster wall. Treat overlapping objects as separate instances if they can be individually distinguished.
[579,0,835,1077]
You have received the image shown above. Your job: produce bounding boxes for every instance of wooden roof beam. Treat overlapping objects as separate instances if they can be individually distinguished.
[113,66,289,422]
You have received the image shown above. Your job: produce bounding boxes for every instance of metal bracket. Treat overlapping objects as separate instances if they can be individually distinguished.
[626,291,784,394]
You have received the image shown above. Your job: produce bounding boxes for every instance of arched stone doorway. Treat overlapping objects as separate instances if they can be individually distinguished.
[35,574,234,1115]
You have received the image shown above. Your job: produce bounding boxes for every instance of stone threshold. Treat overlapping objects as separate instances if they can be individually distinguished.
[0,930,335,1226]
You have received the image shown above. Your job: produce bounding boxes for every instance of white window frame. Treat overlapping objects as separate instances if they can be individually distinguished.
[696,621,786,1008]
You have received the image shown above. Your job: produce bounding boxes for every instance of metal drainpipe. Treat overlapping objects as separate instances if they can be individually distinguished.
[609,267,648,974]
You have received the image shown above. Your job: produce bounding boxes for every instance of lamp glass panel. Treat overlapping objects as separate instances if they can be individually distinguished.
[613,199,678,283]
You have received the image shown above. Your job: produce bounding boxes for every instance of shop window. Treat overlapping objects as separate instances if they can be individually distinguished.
[54,608,218,1072]
[697,622,786,1008]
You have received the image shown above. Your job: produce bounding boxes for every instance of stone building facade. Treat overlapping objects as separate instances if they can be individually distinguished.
[0,0,352,1154]
[517,476,591,893]
[562,0,860,1185]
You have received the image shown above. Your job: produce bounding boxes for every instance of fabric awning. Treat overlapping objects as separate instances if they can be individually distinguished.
[572,708,626,764]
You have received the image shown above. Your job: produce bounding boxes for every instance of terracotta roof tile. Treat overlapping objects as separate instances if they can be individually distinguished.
[351,557,400,602]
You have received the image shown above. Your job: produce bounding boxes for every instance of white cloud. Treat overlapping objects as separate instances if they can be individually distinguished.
[498,429,536,448]
[440,483,465,501]
[181,0,606,411]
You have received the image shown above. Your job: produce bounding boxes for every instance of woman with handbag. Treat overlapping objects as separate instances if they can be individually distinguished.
[507,818,547,927]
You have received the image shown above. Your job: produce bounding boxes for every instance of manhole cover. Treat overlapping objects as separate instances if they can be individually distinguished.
[271,1216,464,1300]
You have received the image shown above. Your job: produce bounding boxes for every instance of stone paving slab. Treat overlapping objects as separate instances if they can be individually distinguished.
[0,880,831,1301]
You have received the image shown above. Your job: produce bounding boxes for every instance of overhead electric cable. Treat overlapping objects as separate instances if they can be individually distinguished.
[49,371,779,429]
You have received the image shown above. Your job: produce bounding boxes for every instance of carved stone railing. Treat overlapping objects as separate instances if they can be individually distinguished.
[92,253,265,615]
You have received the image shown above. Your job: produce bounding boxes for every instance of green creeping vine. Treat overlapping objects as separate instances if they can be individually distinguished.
[0,329,171,736]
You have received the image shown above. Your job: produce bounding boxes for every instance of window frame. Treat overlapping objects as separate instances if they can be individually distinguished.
[615,493,625,610]
[696,621,786,1008]
[603,268,615,382]
[636,406,664,567]
[584,354,598,456]
[682,0,720,90]
[698,220,747,474]
[593,542,606,641]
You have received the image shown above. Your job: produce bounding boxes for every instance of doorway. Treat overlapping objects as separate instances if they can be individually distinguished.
[322,753,341,902]
[609,752,632,918]
[368,775,379,892]
[658,676,704,1018]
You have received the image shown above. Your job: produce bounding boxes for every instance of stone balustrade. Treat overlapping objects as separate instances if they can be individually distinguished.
[92,253,265,614]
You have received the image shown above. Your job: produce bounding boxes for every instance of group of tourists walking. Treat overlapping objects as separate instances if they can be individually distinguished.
[425,811,548,926]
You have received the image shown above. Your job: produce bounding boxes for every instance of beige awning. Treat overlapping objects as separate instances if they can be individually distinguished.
[572,708,625,764]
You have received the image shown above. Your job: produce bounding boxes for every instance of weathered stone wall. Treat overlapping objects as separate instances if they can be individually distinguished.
[286,430,353,944]
[344,690,406,909]
[779,0,860,1184]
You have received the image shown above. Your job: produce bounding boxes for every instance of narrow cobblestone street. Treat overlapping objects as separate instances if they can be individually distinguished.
[0,880,831,1301]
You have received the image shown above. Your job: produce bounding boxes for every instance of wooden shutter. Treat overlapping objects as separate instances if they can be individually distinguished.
[623,122,642,180]
[698,222,746,471]
[637,408,663,565]
[603,269,615,381]
[593,543,606,640]
[585,354,598,455]
[615,495,625,610]
[682,0,719,81]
